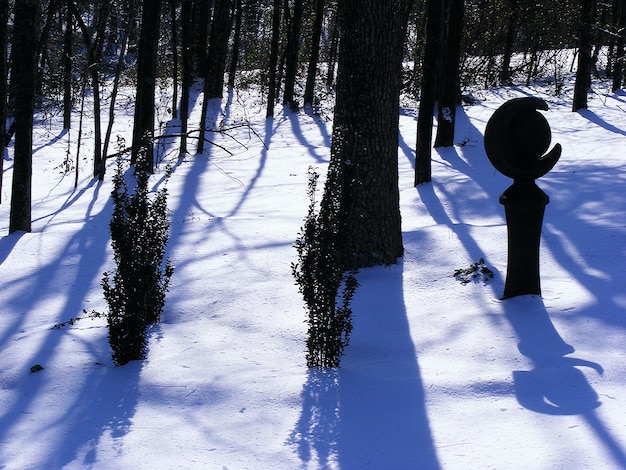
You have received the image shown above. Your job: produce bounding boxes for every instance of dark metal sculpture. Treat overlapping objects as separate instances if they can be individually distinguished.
[484,97,562,299]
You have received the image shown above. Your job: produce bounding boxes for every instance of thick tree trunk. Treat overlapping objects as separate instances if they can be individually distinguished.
[132,0,163,172]
[321,0,411,269]
[10,0,41,233]
[573,0,596,111]
[415,0,443,185]
[434,0,464,148]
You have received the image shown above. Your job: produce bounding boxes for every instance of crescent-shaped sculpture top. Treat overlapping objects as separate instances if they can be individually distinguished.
[484,97,561,181]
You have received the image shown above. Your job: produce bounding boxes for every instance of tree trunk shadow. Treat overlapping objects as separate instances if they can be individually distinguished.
[290,262,441,469]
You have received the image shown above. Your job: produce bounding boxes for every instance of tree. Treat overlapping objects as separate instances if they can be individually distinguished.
[266,0,282,117]
[573,0,596,111]
[415,0,443,185]
[180,0,193,155]
[9,0,41,233]
[0,0,8,203]
[228,0,243,89]
[197,0,233,154]
[203,0,234,99]
[612,0,626,91]
[132,0,163,172]
[319,0,412,269]
[500,0,519,85]
[434,0,465,148]
[282,0,304,109]
[303,0,325,107]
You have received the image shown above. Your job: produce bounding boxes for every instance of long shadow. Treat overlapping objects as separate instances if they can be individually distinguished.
[0,183,140,466]
[503,296,626,467]
[286,109,329,163]
[576,109,626,136]
[410,102,626,466]
[291,262,441,469]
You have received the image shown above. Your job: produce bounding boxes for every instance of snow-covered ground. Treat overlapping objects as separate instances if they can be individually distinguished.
[0,80,625,469]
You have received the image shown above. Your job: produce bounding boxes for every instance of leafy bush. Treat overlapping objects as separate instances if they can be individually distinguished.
[292,167,358,368]
[103,156,174,366]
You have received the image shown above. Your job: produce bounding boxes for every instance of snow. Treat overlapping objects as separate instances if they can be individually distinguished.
[1,80,626,469]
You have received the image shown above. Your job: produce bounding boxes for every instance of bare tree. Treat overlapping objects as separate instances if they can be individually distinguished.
[573,0,596,111]
[9,0,41,233]
[415,0,443,185]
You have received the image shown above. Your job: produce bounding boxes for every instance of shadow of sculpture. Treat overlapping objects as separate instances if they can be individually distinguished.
[503,296,626,466]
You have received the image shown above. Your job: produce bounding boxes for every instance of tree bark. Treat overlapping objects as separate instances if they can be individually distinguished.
[180,0,193,155]
[10,0,41,233]
[304,0,325,107]
[0,0,9,203]
[434,0,464,148]
[204,0,233,99]
[282,0,304,109]
[320,0,412,269]
[197,0,232,154]
[415,0,443,185]
[500,0,518,85]
[132,0,163,172]
[612,0,626,91]
[573,0,596,111]
[266,0,282,117]
[228,0,242,89]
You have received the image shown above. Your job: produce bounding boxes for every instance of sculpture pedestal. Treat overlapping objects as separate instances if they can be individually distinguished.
[500,181,549,299]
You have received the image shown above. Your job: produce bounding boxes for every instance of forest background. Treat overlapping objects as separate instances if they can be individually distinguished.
[2,0,623,219]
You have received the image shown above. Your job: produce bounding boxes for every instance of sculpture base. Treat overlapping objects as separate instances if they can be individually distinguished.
[500,181,549,299]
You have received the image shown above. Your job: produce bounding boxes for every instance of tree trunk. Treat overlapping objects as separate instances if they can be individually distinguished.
[573,0,596,111]
[415,0,443,185]
[612,0,626,91]
[197,0,233,154]
[10,0,41,233]
[228,0,242,89]
[180,0,193,155]
[63,5,73,130]
[204,0,233,99]
[320,0,411,269]
[132,0,163,172]
[500,0,518,85]
[434,0,464,148]
[325,4,339,89]
[304,0,325,107]
[282,0,304,109]
[170,0,179,119]
[266,0,282,117]
[0,0,9,203]
[191,0,211,77]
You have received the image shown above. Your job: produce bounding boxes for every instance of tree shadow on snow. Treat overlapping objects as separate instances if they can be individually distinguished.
[290,262,441,469]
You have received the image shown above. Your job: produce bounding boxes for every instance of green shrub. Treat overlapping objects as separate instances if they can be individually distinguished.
[103,156,174,366]
[292,167,358,368]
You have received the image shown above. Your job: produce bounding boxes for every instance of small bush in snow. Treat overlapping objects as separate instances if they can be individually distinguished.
[292,167,358,368]
[103,156,174,366]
